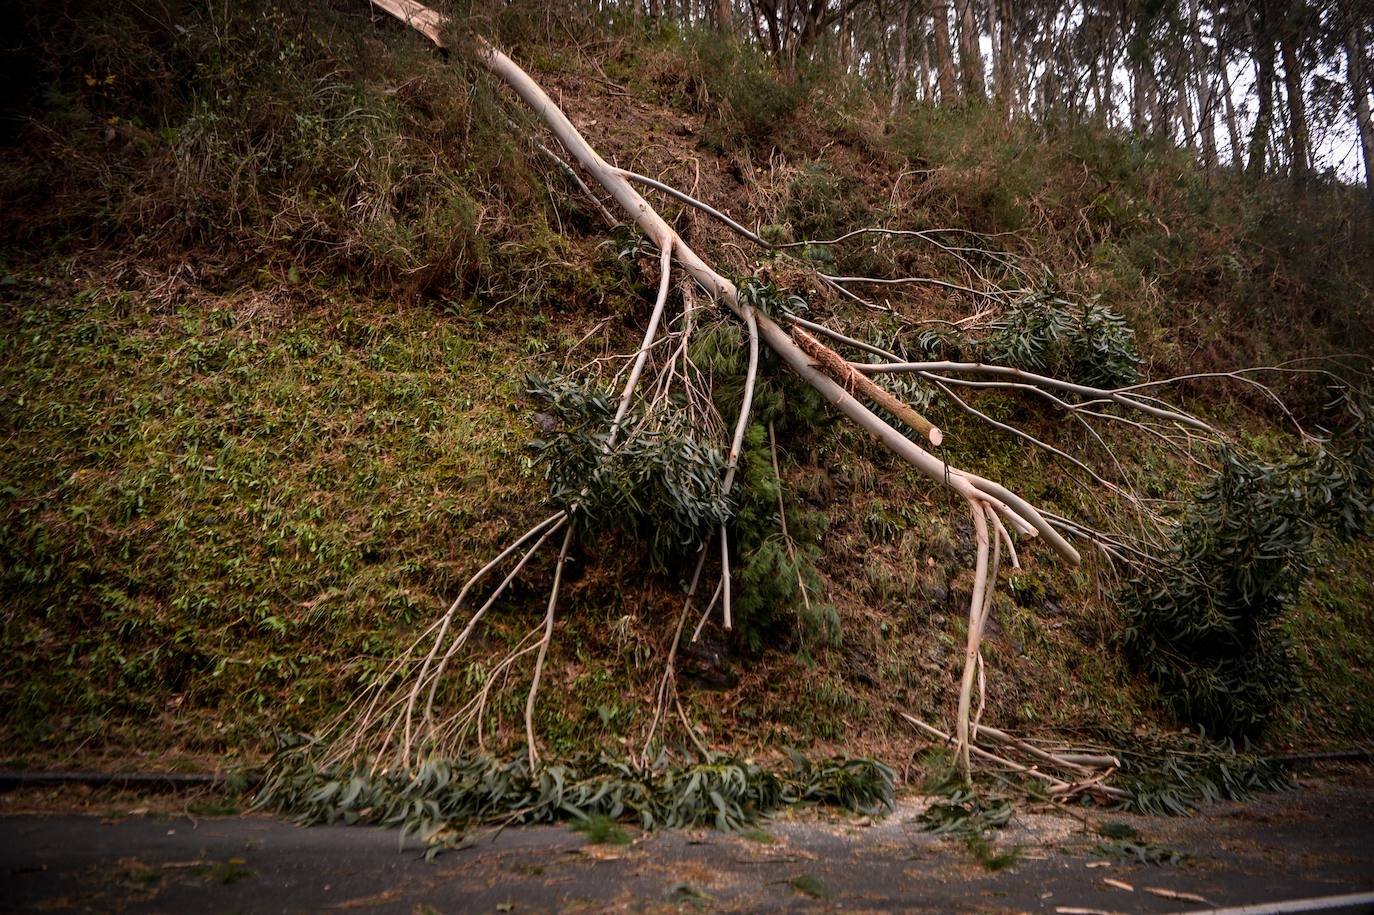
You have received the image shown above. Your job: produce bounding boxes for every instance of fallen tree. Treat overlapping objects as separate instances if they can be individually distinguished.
[310,0,1370,789]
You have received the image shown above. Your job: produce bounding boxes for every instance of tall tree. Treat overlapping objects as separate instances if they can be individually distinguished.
[1247,1,1278,177]
[932,0,959,100]
[1279,2,1311,177]
[1347,24,1374,193]
[955,0,984,99]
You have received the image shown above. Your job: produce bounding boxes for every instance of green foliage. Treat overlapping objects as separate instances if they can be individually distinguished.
[1306,388,1374,541]
[735,276,809,318]
[980,295,1140,388]
[780,164,871,242]
[920,784,1020,871]
[252,744,894,850]
[730,424,838,652]
[1116,733,1293,816]
[0,280,547,756]
[1093,838,1187,865]
[1122,425,1373,738]
[527,376,732,572]
[919,787,1014,835]
[1092,823,1187,865]
[685,308,837,652]
[4,1,543,297]
[783,752,895,810]
[787,874,831,899]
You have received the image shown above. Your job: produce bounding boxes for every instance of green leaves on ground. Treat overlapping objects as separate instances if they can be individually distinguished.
[253,744,894,850]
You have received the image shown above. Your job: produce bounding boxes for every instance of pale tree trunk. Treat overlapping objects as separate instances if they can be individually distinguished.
[1089,56,1103,119]
[1130,58,1145,131]
[1183,0,1213,167]
[1180,74,1198,152]
[716,0,731,32]
[918,25,932,101]
[1102,26,1119,127]
[1280,29,1310,178]
[932,0,959,102]
[1197,72,1219,171]
[891,0,912,115]
[997,0,1015,111]
[1347,27,1374,195]
[955,0,984,100]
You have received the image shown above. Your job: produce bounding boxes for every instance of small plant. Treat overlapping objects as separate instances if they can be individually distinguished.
[787,873,831,899]
[196,859,254,885]
[1123,451,1332,737]
[668,882,714,906]
[572,813,632,845]
[735,276,808,317]
[1093,820,1188,864]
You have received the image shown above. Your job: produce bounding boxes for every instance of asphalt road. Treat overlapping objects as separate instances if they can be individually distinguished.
[3,769,1373,913]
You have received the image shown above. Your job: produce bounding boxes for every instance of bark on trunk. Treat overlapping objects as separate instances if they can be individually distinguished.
[932,0,959,102]
[1280,30,1310,178]
[1221,62,1243,165]
[1247,6,1276,177]
[1345,27,1374,195]
[890,0,912,115]
[955,0,984,100]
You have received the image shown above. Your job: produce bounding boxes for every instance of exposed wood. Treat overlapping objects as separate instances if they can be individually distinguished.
[792,327,943,445]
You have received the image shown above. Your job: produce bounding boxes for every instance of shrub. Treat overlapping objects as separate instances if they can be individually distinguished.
[2,1,541,298]
[673,30,805,152]
[1121,403,1374,739]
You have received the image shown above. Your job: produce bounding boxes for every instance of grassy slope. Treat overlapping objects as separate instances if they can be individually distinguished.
[2,2,1372,770]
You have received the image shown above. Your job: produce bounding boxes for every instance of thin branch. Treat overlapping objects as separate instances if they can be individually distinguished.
[525,526,574,769]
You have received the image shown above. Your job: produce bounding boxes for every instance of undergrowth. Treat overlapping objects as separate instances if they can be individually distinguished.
[252,742,893,854]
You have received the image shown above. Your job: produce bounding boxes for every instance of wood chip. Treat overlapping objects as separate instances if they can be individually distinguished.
[1085,861,1112,868]
[1143,887,1212,904]
[1054,908,1123,915]
[1101,878,1134,892]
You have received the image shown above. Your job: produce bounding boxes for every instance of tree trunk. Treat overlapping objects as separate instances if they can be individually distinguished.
[716,0,731,32]
[1180,82,1197,152]
[932,0,959,102]
[955,0,984,100]
[891,0,912,115]
[1280,28,1310,178]
[918,22,932,101]
[986,0,1006,106]
[1190,0,1219,173]
[1220,61,1243,166]
[1247,6,1277,178]
[1347,27,1374,195]
[1130,57,1145,132]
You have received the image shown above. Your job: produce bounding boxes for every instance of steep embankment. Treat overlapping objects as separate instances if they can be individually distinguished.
[2,2,1372,772]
